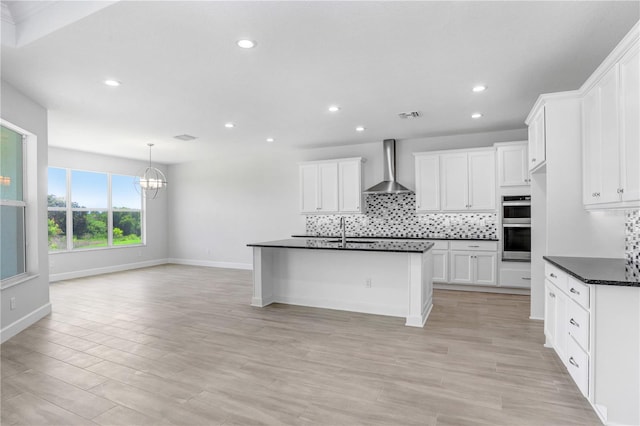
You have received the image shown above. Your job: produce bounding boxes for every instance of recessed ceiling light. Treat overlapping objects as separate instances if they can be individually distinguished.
[328,105,340,112]
[104,79,121,87]
[266,138,275,143]
[355,126,365,132]
[472,85,487,92]
[225,122,235,128]
[237,39,256,49]
[471,113,483,119]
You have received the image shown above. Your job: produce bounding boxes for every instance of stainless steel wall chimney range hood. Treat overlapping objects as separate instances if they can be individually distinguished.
[363,139,413,194]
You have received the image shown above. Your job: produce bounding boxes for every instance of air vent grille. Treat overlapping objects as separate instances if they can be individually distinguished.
[397,111,422,119]
[174,134,197,141]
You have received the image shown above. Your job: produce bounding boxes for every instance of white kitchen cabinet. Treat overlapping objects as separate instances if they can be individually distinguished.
[338,159,363,213]
[467,151,496,210]
[496,142,530,187]
[449,251,473,284]
[528,106,546,172]
[545,279,568,366]
[440,152,468,211]
[414,154,440,212]
[544,262,591,397]
[439,149,495,212]
[499,261,531,289]
[619,41,640,203]
[583,39,640,209]
[299,158,363,214]
[431,249,448,283]
[448,241,497,286]
[449,251,497,285]
[583,65,620,205]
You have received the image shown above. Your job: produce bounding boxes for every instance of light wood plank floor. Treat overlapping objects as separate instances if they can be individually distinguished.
[1,264,601,425]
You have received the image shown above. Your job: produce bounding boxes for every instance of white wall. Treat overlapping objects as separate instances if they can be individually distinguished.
[168,128,527,267]
[48,147,169,281]
[1,80,51,342]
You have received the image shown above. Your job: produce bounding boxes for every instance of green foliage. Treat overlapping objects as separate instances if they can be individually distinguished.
[48,218,62,237]
[113,227,123,238]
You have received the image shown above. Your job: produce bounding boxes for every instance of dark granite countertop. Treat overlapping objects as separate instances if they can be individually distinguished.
[248,238,434,253]
[292,234,499,242]
[544,256,640,287]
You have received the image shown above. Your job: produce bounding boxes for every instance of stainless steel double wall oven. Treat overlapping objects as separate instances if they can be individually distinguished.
[502,195,531,261]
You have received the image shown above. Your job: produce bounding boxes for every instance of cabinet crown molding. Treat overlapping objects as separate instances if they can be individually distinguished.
[298,157,365,165]
[526,20,640,126]
[413,146,495,157]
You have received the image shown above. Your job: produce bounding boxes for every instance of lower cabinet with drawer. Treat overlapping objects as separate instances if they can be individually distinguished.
[544,262,592,399]
[449,240,498,286]
[544,259,640,426]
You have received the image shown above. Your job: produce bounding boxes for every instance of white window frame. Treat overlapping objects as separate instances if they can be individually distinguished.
[47,168,144,253]
[1,119,39,289]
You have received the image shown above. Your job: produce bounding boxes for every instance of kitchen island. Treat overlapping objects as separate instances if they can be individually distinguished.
[246,239,434,327]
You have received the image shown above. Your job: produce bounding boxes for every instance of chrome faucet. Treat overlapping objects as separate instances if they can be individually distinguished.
[340,217,346,246]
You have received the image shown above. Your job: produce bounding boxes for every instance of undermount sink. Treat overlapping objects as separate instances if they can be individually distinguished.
[327,239,376,244]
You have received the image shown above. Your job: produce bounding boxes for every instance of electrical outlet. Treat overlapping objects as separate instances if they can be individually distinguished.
[10,297,16,310]
[365,278,372,288]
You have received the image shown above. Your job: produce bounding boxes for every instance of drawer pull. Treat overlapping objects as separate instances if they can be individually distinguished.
[569,357,580,368]
[549,292,556,298]
[469,245,480,248]
[521,277,531,280]
[569,318,579,327]
[570,287,580,295]
[550,273,557,278]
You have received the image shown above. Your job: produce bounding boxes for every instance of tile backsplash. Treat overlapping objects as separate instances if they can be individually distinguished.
[306,193,497,239]
[626,209,640,280]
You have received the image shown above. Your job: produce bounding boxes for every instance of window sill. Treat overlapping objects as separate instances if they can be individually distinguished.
[49,244,146,255]
[1,273,40,290]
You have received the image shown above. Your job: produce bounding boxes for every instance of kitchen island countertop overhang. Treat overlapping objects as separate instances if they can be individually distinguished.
[247,238,434,327]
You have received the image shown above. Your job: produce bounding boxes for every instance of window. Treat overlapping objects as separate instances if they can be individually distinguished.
[0,125,26,280]
[47,168,143,251]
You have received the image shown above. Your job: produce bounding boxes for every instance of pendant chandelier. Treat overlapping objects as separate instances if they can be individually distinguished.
[134,143,167,199]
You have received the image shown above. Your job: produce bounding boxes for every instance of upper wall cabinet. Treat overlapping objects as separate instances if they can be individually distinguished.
[583,39,640,209]
[414,154,440,211]
[496,142,530,187]
[299,158,364,214]
[414,148,496,213]
[528,106,546,172]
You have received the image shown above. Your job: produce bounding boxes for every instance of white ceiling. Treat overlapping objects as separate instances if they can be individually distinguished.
[1,1,638,164]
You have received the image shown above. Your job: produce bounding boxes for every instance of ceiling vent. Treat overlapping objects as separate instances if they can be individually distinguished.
[174,134,197,141]
[397,111,422,119]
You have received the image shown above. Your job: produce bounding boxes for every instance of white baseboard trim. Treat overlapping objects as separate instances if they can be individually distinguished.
[167,258,253,270]
[49,259,169,282]
[434,283,530,295]
[1,302,51,343]
[529,315,544,321]
[273,295,406,319]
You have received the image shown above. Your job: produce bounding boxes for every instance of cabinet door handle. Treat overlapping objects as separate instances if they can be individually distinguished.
[569,318,579,327]
[570,287,580,295]
[522,277,531,280]
[549,292,556,298]
[569,357,579,368]
[531,158,536,162]
[550,273,557,278]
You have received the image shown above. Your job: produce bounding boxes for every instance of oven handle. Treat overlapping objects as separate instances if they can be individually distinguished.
[502,201,531,207]
[503,223,531,228]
